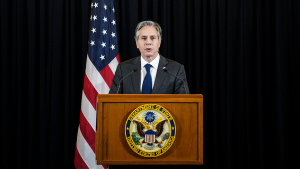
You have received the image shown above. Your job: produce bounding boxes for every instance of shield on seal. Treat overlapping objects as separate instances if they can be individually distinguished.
[145,130,155,143]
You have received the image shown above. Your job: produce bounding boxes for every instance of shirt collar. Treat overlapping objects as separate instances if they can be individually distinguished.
[141,54,160,69]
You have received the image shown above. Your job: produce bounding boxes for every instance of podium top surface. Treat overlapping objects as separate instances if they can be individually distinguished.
[97,94,203,103]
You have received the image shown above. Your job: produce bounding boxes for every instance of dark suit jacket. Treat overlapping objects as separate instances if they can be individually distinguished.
[109,55,189,94]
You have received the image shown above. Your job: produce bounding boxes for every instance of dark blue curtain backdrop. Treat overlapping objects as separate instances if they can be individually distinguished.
[0,0,298,169]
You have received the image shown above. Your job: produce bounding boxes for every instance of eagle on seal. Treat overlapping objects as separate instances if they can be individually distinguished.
[133,119,167,144]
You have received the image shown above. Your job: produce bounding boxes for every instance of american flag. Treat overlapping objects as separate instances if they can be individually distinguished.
[74,0,120,168]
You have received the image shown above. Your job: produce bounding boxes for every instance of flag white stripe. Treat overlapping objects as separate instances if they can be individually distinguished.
[108,57,119,74]
[81,91,96,131]
[76,128,97,169]
[97,165,105,169]
[86,55,110,94]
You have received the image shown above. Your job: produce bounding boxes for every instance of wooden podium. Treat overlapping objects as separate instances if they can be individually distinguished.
[96,94,203,166]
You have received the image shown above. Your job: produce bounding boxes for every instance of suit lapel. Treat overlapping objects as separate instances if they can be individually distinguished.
[131,57,142,94]
[151,55,168,94]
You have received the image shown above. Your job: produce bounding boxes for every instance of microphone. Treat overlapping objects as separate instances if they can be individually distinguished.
[116,68,138,94]
[163,67,189,94]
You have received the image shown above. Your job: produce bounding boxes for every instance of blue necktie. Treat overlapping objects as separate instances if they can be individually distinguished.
[142,63,152,94]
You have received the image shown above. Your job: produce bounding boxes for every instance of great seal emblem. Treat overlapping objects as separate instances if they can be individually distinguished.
[125,104,176,157]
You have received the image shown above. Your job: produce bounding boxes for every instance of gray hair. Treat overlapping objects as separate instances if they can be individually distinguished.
[134,21,162,41]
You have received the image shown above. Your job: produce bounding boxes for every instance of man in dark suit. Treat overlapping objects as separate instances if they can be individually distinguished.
[109,20,189,94]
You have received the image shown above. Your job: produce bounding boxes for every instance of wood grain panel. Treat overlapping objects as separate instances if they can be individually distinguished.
[96,94,203,165]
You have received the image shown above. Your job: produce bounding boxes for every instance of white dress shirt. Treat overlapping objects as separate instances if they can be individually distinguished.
[140,54,160,92]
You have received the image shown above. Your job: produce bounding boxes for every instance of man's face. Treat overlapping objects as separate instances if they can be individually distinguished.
[136,26,161,59]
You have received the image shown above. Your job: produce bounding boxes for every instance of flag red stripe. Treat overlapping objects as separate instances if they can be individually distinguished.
[74,147,89,169]
[116,53,120,63]
[100,65,114,88]
[80,110,95,152]
[83,73,98,110]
